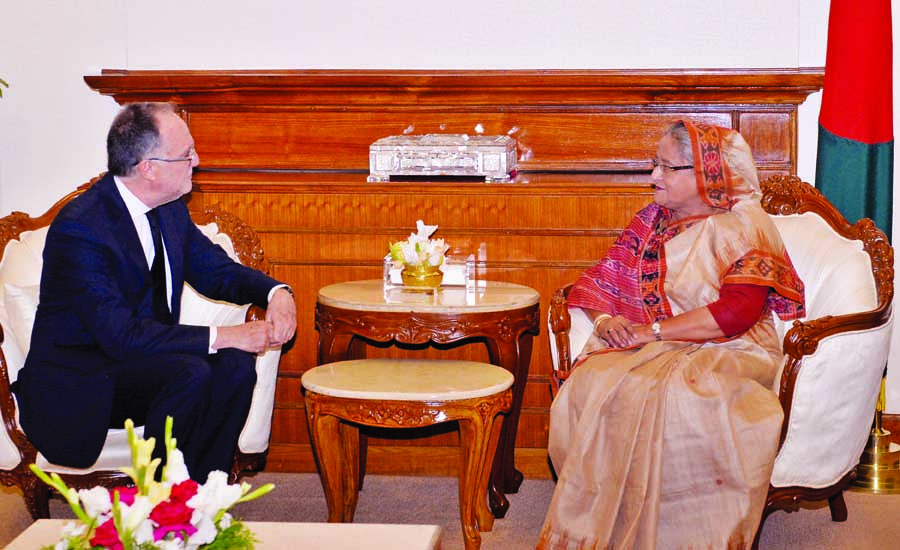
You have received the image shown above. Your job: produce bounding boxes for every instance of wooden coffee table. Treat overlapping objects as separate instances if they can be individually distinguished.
[315,279,540,518]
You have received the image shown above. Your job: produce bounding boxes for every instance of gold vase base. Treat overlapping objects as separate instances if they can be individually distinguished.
[847,435,900,494]
[400,265,444,288]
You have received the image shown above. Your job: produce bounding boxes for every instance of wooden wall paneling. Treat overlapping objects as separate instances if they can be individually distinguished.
[184,111,742,172]
[85,69,823,480]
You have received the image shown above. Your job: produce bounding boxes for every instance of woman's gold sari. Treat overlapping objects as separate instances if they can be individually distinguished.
[538,123,805,549]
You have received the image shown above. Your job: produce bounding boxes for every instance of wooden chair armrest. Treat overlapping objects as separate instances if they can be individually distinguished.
[776,303,892,448]
[246,304,266,323]
[549,284,575,390]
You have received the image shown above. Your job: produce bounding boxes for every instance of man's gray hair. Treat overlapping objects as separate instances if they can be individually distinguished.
[107,103,176,177]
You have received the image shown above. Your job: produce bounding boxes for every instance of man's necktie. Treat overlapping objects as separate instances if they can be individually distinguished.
[146,209,174,325]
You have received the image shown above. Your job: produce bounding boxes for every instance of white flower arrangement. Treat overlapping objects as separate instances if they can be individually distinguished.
[30,417,273,550]
[389,220,449,268]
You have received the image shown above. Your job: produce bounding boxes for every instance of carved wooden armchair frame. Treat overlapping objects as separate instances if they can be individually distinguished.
[547,175,894,548]
[0,175,276,519]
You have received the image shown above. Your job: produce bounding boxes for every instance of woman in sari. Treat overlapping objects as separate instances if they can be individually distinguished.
[538,121,805,549]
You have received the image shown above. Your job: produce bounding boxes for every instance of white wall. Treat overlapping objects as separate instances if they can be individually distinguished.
[0,0,817,215]
[2,0,898,407]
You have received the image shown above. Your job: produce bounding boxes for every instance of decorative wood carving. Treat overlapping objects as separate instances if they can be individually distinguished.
[82,68,824,479]
[346,402,446,426]
[316,306,539,346]
[191,208,269,274]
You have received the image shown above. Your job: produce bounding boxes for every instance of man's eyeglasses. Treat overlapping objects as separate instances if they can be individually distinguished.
[141,147,196,165]
[651,158,693,173]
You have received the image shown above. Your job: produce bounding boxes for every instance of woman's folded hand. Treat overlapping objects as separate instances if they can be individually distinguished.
[595,315,657,349]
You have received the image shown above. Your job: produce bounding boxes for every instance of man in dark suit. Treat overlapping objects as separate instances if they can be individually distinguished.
[13,102,296,481]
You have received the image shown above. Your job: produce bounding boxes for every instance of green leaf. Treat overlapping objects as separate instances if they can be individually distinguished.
[200,520,258,550]
[389,241,404,261]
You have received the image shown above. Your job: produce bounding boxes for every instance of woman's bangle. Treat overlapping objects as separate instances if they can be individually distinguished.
[592,314,612,333]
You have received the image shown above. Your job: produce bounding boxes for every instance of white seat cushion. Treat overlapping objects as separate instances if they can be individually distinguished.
[770,318,891,487]
[769,213,885,488]
[771,213,878,339]
[3,283,39,357]
[37,425,145,474]
[0,227,48,385]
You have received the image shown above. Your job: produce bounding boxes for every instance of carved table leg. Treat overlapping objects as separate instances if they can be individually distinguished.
[484,332,534,517]
[316,331,357,366]
[475,414,504,533]
[339,420,361,520]
[457,415,486,550]
[306,396,359,523]
[316,330,370,490]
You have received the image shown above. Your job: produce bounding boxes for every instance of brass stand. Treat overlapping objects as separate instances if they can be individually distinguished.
[848,378,900,494]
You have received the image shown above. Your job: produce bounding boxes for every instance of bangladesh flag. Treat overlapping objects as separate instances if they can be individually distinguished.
[815,0,894,241]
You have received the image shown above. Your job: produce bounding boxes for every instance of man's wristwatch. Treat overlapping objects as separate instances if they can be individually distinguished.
[651,321,662,341]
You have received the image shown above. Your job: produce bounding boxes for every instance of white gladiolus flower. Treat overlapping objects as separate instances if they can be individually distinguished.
[389,220,449,268]
[60,522,87,538]
[31,415,275,549]
[121,496,154,532]
[157,539,187,550]
[78,486,111,519]
[399,240,420,264]
[219,512,233,529]
[187,471,242,518]
[57,521,88,549]
[415,219,439,239]
[163,448,191,484]
[132,518,155,545]
[189,515,218,545]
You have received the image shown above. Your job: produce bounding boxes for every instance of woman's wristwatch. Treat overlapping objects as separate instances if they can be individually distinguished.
[651,321,662,341]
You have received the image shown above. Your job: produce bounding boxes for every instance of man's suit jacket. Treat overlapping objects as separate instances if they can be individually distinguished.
[14,173,281,468]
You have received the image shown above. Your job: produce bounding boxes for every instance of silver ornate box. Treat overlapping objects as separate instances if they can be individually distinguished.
[368,134,517,182]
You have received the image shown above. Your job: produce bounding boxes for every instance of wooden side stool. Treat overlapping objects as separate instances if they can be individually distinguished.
[302,358,514,550]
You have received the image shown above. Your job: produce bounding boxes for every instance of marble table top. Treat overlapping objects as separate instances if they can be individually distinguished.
[302,358,515,401]
[317,279,539,313]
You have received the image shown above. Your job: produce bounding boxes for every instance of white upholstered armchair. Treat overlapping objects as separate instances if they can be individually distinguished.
[0,176,283,519]
[548,176,893,549]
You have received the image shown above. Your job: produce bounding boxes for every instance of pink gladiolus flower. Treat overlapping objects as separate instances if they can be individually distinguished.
[169,479,199,503]
[150,499,194,527]
[111,486,139,506]
[153,522,198,542]
[90,518,123,550]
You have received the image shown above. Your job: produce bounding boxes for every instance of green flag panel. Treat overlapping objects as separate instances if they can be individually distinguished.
[815,125,893,241]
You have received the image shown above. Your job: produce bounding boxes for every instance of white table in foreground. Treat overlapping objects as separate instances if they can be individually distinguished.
[8,519,443,549]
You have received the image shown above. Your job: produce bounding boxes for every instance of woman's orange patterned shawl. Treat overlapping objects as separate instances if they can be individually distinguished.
[568,122,805,324]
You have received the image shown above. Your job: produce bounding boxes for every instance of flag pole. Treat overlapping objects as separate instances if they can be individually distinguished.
[848,371,900,493]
